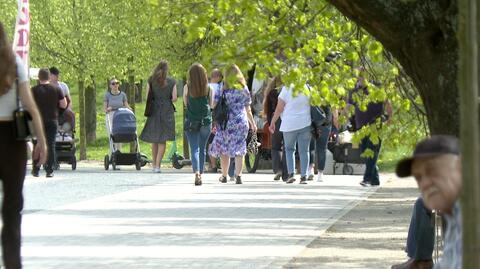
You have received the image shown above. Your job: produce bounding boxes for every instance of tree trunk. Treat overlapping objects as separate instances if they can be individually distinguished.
[458,0,480,267]
[327,0,460,136]
[78,79,87,160]
[84,84,96,143]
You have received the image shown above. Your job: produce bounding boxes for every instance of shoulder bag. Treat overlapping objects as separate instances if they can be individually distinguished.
[13,73,33,141]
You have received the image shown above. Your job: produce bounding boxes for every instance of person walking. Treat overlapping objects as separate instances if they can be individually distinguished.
[140,60,178,173]
[269,83,311,184]
[49,67,71,109]
[31,69,67,178]
[311,105,334,182]
[348,68,392,187]
[103,77,132,155]
[183,63,213,186]
[263,75,287,181]
[206,68,223,173]
[0,21,47,269]
[209,64,256,184]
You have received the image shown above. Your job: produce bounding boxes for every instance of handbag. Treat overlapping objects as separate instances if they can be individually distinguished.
[144,81,154,117]
[13,76,33,141]
[212,90,229,130]
[247,131,260,155]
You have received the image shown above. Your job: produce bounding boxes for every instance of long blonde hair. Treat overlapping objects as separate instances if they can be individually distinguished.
[223,64,246,90]
[0,22,16,96]
[187,63,208,98]
[150,60,169,87]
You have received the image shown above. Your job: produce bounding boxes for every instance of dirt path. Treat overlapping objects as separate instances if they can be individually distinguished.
[284,174,420,269]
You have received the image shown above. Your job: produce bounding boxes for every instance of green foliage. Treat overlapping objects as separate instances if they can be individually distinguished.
[151,0,428,157]
[1,0,429,163]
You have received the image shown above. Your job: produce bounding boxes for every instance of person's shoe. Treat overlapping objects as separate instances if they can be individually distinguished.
[286,174,296,184]
[273,173,282,181]
[235,175,242,184]
[46,172,54,178]
[391,258,433,269]
[370,182,380,186]
[299,176,307,184]
[208,167,218,173]
[194,174,202,186]
[153,167,161,173]
[307,174,314,181]
[360,181,371,187]
[317,172,323,182]
[31,169,39,177]
[229,176,235,182]
[219,176,227,183]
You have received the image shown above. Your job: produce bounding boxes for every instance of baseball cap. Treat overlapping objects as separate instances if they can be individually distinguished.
[395,135,459,177]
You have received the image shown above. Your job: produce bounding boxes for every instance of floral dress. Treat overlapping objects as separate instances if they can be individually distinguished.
[209,87,251,157]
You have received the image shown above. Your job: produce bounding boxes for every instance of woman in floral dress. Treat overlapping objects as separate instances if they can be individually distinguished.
[209,64,257,184]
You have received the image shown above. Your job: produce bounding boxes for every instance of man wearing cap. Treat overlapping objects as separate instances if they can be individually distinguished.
[393,135,462,269]
[49,67,71,109]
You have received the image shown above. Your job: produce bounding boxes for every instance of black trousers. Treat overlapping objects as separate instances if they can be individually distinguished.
[270,120,288,179]
[0,121,27,269]
[33,120,57,174]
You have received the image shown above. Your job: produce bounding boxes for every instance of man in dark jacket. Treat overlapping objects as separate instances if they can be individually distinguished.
[31,68,67,177]
[348,70,392,186]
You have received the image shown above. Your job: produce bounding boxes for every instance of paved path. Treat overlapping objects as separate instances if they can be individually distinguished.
[18,163,381,269]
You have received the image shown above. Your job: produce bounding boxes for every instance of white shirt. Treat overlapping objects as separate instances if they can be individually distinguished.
[278,85,311,132]
[0,56,28,120]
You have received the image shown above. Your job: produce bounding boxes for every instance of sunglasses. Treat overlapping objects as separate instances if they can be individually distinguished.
[111,82,120,85]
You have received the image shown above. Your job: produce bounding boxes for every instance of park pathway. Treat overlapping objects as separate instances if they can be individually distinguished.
[20,165,378,268]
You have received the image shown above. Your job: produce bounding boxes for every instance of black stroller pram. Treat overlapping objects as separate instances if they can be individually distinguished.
[328,142,366,175]
[104,108,143,170]
[54,108,77,170]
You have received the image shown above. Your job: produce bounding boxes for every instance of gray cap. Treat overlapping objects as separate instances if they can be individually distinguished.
[395,135,459,178]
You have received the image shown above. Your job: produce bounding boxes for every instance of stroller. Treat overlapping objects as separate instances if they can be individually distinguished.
[327,131,366,175]
[104,108,143,170]
[54,108,77,170]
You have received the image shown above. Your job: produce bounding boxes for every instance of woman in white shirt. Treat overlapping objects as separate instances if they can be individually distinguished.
[269,84,311,184]
[0,22,46,268]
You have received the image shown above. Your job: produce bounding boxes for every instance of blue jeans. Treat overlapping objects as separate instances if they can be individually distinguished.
[314,125,331,171]
[406,197,434,259]
[283,126,311,176]
[360,136,381,185]
[185,123,212,173]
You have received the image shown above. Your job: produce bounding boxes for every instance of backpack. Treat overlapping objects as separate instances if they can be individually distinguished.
[213,90,229,130]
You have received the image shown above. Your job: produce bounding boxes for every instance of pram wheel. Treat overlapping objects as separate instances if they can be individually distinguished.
[343,164,354,175]
[104,155,109,170]
[71,157,77,170]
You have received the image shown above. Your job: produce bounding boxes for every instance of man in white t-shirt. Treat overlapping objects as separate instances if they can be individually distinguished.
[49,67,72,109]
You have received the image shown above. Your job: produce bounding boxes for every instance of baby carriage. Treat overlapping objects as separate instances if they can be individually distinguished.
[104,108,143,170]
[327,131,366,175]
[54,108,77,170]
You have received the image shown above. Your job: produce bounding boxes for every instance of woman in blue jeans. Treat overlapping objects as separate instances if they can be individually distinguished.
[183,63,213,186]
[269,85,311,184]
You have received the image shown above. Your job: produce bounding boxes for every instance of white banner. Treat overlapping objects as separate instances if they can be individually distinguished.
[12,0,30,75]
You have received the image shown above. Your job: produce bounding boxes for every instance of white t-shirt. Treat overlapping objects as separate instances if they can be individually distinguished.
[278,85,311,132]
[0,55,28,120]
